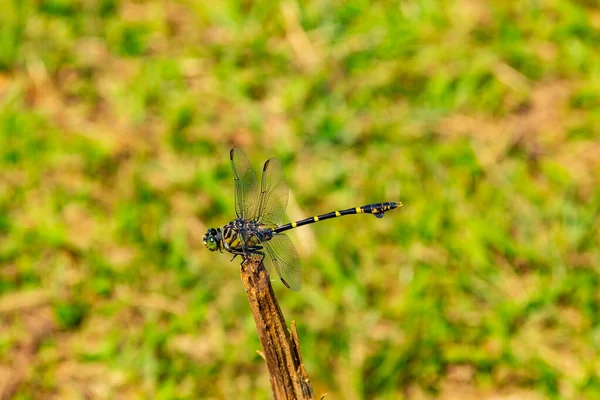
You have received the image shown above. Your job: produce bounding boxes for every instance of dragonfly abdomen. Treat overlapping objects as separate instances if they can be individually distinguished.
[273,202,401,234]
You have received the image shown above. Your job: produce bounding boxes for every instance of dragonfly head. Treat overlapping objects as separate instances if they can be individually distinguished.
[203,228,222,252]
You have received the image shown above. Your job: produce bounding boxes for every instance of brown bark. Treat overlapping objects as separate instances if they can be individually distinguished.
[240,256,314,400]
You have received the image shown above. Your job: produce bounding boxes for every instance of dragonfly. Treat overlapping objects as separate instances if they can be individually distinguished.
[203,148,402,291]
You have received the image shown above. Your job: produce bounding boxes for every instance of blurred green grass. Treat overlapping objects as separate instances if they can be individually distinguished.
[1,0,600,399]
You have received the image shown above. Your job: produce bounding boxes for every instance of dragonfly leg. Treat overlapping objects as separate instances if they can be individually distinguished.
[228,247,247,262]
[244,245,265,264]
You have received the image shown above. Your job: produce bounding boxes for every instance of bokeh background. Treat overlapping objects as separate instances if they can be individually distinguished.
[1,1,600,399]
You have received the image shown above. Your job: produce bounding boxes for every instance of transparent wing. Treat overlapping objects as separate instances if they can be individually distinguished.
[230,148,259,220]
[262,233,302,291]
[257,158,289,227]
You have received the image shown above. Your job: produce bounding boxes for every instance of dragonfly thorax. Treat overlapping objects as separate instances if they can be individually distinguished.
[221,218,272,254]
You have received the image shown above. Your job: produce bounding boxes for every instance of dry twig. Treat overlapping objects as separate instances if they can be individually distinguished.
[240,256,314,399]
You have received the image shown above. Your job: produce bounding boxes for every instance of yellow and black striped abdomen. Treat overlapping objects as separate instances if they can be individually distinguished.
[273,202,401,234]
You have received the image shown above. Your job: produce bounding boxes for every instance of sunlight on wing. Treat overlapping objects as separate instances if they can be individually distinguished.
[262,233,302,291]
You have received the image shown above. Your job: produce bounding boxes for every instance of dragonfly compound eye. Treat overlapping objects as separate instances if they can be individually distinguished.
[203,229,219,251]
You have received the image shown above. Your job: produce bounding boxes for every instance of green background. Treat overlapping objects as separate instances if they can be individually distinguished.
[1,1,600,399]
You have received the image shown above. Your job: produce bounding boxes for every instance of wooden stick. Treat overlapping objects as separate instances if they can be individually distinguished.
[240,256,314,399]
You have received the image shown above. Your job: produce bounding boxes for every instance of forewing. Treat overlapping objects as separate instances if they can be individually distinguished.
[230,148,259,220]
[262,233,302,291]
[257,158,289,227]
